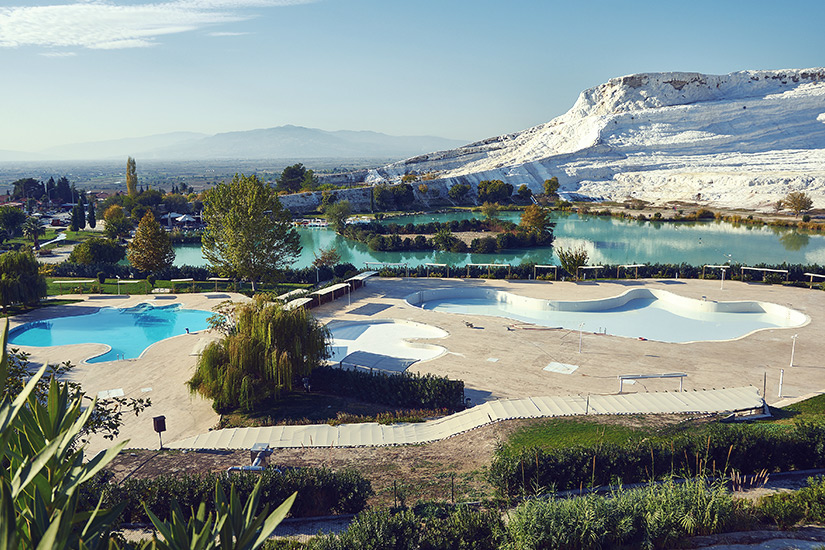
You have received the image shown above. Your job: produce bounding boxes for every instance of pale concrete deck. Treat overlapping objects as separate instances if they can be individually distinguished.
[10,278,825,454]
[310,278,824,408]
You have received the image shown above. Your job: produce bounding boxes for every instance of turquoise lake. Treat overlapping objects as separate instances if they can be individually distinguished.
[173,211,825,269]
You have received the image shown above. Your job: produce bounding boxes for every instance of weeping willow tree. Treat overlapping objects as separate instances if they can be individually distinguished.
[188,301,330,413]
[0,250,47,312]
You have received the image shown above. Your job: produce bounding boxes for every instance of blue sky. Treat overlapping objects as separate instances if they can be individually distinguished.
[1,0,823,152]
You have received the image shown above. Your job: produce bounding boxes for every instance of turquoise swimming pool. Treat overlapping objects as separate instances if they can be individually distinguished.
[406,288,808,343]
[9,303,213,363]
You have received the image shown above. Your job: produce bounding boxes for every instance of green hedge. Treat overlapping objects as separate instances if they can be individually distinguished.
[308,504,503,550]
[310,366,465,411]
[490,421,825,497]
[759,475,825,529]
[504,478,750,550]
[80,466,372,524]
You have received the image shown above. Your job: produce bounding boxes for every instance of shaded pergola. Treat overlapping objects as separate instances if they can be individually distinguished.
[532,264,558,280]
[115,278,142,295]
[55,279,95,295]
[576,265,604,280]
[207,277,231,292]
[170,278,194,293]
[466,263,510,277]
[703,264,733,289]
[425,263,449,278]
[618,264,645,279]
[740,266,789,283]
[805,272,825,289]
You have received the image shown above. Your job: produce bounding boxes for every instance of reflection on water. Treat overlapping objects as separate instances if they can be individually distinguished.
[173,212,825,269]
[778,230,810,251]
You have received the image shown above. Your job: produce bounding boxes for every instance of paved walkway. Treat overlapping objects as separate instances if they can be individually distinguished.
[168,386,763,450]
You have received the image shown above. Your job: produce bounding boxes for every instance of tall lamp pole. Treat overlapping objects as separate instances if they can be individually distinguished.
[790,334,799,367]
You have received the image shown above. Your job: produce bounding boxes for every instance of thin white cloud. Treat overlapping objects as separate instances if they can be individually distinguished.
[209,31,250,36]
[0,0,314,51]
[40,51,78,57]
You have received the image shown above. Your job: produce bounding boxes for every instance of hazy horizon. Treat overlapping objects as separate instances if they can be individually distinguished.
[1,0,824,154]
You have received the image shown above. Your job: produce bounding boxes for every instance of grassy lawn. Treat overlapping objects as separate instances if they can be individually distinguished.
[45,277,311,296]
[499,394,825,456]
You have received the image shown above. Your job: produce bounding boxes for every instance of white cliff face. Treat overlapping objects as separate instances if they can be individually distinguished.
[376,69,825,210]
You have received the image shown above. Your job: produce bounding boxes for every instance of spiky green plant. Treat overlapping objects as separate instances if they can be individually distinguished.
[0,316,296,549]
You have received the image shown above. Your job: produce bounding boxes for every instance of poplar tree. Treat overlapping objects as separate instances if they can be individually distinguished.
[127,211,174,274]
[87,200,96,229]
[126,156,138,197]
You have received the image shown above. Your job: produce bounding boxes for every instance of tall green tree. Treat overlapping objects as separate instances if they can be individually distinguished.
[325,200,351,232]
[103,205,132,240]
[21,216,45,250]
[69,204,85,232]
[69,237,125,264]
[202,174,301,290]
[556,245,589,280]
[127,211,175,274]
[520,204,553,234]
[784,191,814,216]
[126,156,138,197]
[0,251,46,312]
[0,206,26,237]
[55,176,72,204]
[86,201,96,229]
[544,177,560,197]
[10,178,44,201]
[477,180,513,203]
[276,163,315,193]
[481,201,500,220]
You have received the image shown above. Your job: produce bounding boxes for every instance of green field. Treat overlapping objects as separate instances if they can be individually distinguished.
[45,277,311,297]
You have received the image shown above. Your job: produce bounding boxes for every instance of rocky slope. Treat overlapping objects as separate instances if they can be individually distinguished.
[369,69,825,210]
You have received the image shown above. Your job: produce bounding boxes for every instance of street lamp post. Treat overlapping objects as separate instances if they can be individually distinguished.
[790,334,799,367]
[579,323,584,353]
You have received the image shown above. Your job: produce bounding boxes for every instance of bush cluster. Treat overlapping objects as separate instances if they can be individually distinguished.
[489,421,825,497]
[310,366,465,411]
[339,218,552,253]
[306,478,750,550]
[79,466,372,524]
[759,475,825,529]
[309,503,503,550]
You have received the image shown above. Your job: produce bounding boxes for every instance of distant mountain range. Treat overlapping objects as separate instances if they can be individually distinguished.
[2,126,467,162]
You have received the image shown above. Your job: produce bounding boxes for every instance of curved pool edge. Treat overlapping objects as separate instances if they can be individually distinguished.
[325,318,451,365]
[404,286,810,344]
[8,302,216,364]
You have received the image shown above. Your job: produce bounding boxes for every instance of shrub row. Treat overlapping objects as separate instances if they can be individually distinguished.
[489,421,825,497]
[310,366,465,411]
[307,503,503,550]
[303,478,749,550]
[759,475,825,529]
[373,260,825,283]
[79,466,372,524]
[50,260,357,286]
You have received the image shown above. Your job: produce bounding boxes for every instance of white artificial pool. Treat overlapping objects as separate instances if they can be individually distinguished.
[405,287,808,343]
[327,319,448,372]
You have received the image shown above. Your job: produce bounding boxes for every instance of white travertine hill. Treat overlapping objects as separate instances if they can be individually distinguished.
[371,69,825,210]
